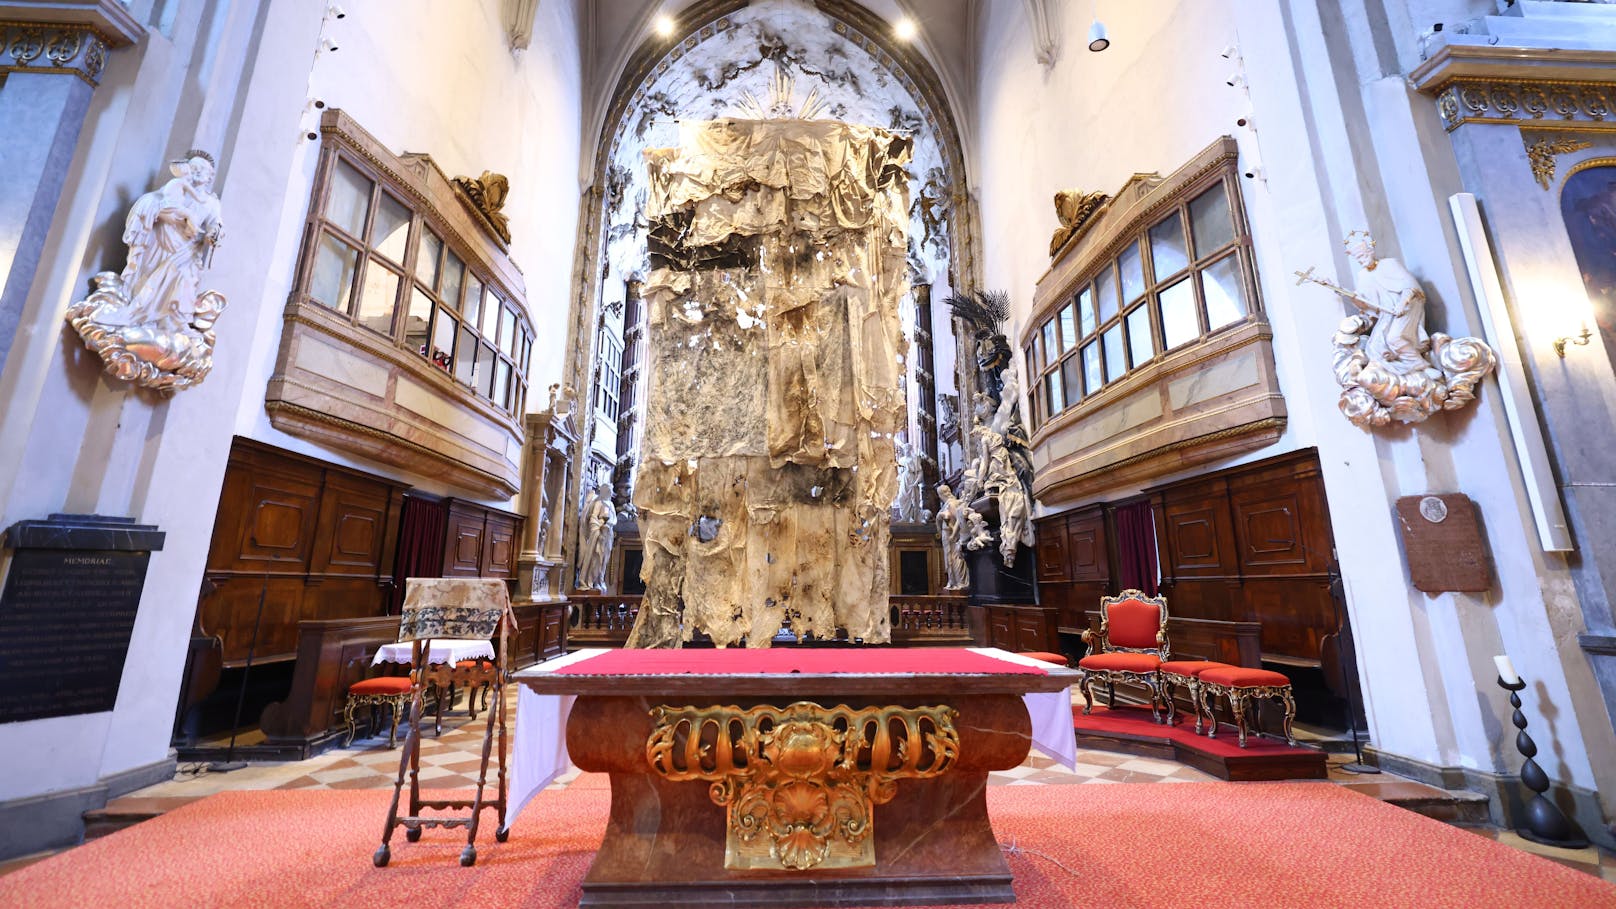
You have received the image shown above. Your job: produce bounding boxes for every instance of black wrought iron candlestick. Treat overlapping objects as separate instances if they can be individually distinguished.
[1497,675,1588,847]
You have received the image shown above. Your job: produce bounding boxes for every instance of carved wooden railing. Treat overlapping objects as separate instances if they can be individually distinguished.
[568,594,642,646]
[564,593,973,649]
[889,595,972,644]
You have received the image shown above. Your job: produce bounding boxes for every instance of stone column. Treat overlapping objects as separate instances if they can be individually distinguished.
[0,2,143,376]
[517,409,576,603]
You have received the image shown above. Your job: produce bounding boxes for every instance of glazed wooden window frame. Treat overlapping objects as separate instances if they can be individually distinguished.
[294,144,535,417]
[1026,167,1259,430]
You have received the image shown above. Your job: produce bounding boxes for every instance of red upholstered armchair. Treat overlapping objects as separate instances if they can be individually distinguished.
[1078,589,1170,722]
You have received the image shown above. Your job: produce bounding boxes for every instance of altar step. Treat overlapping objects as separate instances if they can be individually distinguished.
[1073,704,1332,782]
[83,797,200,842]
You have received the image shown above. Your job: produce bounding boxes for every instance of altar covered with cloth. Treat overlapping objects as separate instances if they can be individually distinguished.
[509,647,1077,908]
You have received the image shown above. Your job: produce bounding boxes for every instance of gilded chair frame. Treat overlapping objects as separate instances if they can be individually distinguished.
[1078,589,1170,721]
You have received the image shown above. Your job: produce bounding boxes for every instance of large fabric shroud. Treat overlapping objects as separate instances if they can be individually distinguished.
[627,119,912,648]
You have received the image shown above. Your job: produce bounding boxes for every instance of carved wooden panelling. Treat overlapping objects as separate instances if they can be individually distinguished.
[196,438,406,666]
[1163,504,1232,575]
[238,480,320,567]
[1234,494,1307,571]
[445,505,487,577]
[484,515,517,577]
[1033,516,1070,583]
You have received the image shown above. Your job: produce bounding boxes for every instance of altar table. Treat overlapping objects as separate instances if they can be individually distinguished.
[510,647,1077,908]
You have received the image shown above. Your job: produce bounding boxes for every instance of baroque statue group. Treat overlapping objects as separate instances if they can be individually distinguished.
[933,290,1037,592]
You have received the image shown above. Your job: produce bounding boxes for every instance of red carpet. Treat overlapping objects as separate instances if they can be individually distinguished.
[1073,703,1316,756]
[2,778,1611,908]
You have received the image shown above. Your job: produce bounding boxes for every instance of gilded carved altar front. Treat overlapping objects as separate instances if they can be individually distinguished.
[646,701,959,871]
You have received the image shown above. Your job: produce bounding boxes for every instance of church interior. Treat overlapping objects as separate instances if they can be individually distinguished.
[3,0,1616,905]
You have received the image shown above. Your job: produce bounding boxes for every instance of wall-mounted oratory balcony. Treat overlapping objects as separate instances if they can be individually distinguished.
[266,110,535,498]
[1024,137,1285,505]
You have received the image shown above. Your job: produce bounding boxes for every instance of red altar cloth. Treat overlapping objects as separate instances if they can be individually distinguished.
[553,646,1046,677]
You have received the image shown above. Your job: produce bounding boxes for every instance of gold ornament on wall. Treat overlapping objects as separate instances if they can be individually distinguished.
[1526,136,1592,190]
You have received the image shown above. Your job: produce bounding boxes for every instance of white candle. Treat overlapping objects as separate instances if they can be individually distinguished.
[1494,655,1520,685]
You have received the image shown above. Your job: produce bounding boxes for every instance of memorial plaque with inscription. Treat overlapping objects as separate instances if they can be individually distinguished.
[0,514,164,724]
[1394,494,1492,594]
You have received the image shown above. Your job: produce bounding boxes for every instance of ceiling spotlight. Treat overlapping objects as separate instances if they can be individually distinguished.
[894,17,918,42]
[654,14,675,38]
[1087,19,1109,52]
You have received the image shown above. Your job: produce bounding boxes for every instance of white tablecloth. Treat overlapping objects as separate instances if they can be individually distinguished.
[371,638,495,666]
[505,647,1075,826]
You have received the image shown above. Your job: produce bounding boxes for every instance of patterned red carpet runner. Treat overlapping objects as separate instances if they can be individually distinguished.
[2,777,1609,908]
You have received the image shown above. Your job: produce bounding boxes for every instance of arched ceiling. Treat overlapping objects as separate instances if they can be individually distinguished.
[578,0,978,188]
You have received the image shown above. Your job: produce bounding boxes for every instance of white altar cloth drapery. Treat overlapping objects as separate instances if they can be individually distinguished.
[371,638,496,666]
[506,647,1075,824]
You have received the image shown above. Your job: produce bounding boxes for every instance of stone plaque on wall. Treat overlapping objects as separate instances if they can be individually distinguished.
[0,514,165,724]
[1394,494,1492,593]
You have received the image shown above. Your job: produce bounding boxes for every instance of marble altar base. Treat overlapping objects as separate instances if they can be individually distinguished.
[515,651,1074,907]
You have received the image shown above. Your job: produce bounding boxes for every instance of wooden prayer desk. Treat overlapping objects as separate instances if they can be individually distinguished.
[512,648,1076,908]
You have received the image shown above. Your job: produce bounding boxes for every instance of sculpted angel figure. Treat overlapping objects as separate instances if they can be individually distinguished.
[936,484,991,591]
[67,150,227,391]
[893,440,927,523]
[1295,230,1495,428]
[576,474,617,592]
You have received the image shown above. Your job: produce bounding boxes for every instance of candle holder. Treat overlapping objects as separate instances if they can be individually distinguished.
[1497,675,1588,848]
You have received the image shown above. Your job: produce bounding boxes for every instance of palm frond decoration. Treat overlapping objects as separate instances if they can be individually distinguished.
[943,289,1011,335]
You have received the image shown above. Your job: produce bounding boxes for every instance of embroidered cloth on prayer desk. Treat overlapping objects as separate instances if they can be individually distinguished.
[551,647,1047,677]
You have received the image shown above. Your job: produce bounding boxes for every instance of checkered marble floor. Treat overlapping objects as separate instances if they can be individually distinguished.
[139,687,1208,799]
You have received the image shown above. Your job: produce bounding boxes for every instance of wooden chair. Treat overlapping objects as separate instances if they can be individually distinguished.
[1077,589,1170,722]
[374,578,513,868]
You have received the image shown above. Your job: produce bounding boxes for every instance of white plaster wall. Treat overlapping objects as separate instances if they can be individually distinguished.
[971,0,1612,800]
[234,0,585,488]
[0,0,585,807]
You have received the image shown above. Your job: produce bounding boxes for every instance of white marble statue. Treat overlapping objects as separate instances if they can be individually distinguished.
[577,475,617,592]
[1295,230,1495,428]
[937,484,991,591]
[968,422,1034,567]
[893,440,928,523]
[66,150,227,391]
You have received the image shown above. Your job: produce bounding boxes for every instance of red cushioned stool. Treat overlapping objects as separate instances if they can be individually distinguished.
[1077,589,1170,722]
[344,675,413,748]
[1197,665,1297,747]
[1156,660,1233,733]
[455,659,495,719]
[1021,651,1069,667]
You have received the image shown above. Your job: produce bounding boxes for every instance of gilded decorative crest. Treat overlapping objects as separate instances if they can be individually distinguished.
[452,170,512,244]
[1526,136,1592,189]
[1049,189,1110,258]
[647,701,959,871]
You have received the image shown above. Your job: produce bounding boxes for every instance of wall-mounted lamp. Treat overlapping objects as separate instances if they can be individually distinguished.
[1087,19,1109,52]
[1553,325,1592,358]
[894,17,917,42]
[654,14,676,38]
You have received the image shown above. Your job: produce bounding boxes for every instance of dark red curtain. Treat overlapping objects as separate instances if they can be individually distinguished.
[389,495,448,614]
[1113,501,1159,596]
